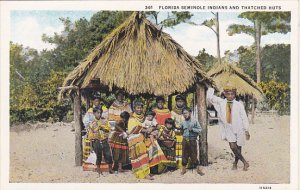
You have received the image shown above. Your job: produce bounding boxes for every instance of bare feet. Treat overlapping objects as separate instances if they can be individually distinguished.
[181,167,187,175]
[118,168,125,173]
[243,162,249,171]
[232,163,238,170]
[145,175,154,180]
[197,167,205,176]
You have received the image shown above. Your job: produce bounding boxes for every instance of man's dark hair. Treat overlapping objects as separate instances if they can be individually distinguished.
[145,110,156,117]
[93,107,103,113]
[182,107,192,113]
[133,100,144,108]
[120,111,130,121]
[156,96,165,103]
[175,94,186,102]
[92,96,101,101]
[165,118,175,129]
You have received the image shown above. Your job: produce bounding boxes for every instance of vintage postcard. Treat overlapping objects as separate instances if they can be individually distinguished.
[0,1,299,190]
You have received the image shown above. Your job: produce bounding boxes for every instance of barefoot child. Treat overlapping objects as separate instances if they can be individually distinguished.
[180,107,204,176]
[87,107,114,175]
[158,118,177,169]
[142,110,160,146]
[206,86,250,171]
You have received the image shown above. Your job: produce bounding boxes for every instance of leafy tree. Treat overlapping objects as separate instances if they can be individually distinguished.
[10,11,133,123]
[259,80,290,115]
[201,12,221,64]
[261,44,290,84]
[236,45,256,80]
[144,11,193,28]
[195,48,217,72]
[42,11,133,72]
[227,12,290,83]
[236,44,290,84]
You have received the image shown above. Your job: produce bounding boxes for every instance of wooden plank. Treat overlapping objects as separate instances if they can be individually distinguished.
[196,83,208,166]
[74,89,83,166]
[58,86,78,90]
[251,97,255,124]
[168,95,172,110]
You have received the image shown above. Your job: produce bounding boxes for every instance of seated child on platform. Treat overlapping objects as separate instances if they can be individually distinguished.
[142,110,160,146]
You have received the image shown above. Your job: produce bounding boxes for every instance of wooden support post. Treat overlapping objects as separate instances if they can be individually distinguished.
[74,89,83,166]
[251,97,255,124]
[196,83,208,166]
[86,97,90,112]
[168,95,173,110]
[245,95,249,116]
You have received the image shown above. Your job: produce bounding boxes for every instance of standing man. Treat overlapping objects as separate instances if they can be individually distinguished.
[207,86,250,171]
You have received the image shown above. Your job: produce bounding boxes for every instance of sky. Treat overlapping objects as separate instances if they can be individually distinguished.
[10,11,290,56]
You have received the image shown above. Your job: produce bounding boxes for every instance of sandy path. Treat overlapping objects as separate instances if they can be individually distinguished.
[9,115,290,183]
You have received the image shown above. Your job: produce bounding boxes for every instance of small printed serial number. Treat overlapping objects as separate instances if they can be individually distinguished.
[145,6,153,10]
[259,186,272,189]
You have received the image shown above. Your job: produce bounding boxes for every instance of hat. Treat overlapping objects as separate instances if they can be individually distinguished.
[223,85,237,92]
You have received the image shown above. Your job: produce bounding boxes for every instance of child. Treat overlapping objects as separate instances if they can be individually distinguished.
[142,110,160,147]
[180,107,204,176]
[158,118,177,169]
[87,107,114,175]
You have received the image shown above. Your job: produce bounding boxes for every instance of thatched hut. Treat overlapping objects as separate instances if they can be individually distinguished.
[59,12,213,166]
[207,62,263,121]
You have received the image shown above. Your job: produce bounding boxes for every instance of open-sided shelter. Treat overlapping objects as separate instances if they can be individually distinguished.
[207,62,263,121]
[59,12,214,166]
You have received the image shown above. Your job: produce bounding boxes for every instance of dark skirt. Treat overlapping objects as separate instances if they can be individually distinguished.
[158,140,177,168]
[110,131,130,164]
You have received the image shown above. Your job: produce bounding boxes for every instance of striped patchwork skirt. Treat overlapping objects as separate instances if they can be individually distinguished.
[175,134,183,168]
[109,131,130,165]
[82,137,110,172]
[128,134,167,179]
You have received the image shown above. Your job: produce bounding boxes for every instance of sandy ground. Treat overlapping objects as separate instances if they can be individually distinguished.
[9,114,290,183]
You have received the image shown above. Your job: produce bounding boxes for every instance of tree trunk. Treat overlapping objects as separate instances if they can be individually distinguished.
[196,83,208,166]
[251,97,255,124]
[168,95,173,110]
[216,12,221,65]
[255,19,262,83]
[74,89,83,166]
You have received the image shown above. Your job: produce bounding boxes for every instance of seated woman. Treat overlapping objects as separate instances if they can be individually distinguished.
[152,96,171,126]
[127,101,167,180]
[158,118,177,170]
[108,90,132,122]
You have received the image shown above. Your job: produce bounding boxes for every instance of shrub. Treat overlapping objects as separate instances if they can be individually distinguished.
[259,80,290,115]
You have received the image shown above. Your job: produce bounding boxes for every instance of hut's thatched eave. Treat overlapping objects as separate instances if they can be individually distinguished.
[60,12,212,98]
[207,63,263,99]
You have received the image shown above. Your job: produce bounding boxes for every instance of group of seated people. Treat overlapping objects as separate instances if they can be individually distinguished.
[82,90,204,180]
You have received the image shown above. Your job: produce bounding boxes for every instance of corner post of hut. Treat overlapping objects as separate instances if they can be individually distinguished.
[196,82,208,166]
[73,87,83,166]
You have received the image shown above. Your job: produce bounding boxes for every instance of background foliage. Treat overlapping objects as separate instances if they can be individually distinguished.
[10,11,291,124]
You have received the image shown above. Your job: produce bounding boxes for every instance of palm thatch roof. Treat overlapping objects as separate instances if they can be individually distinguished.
[207,63,263,100]
[60,12,212,98]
